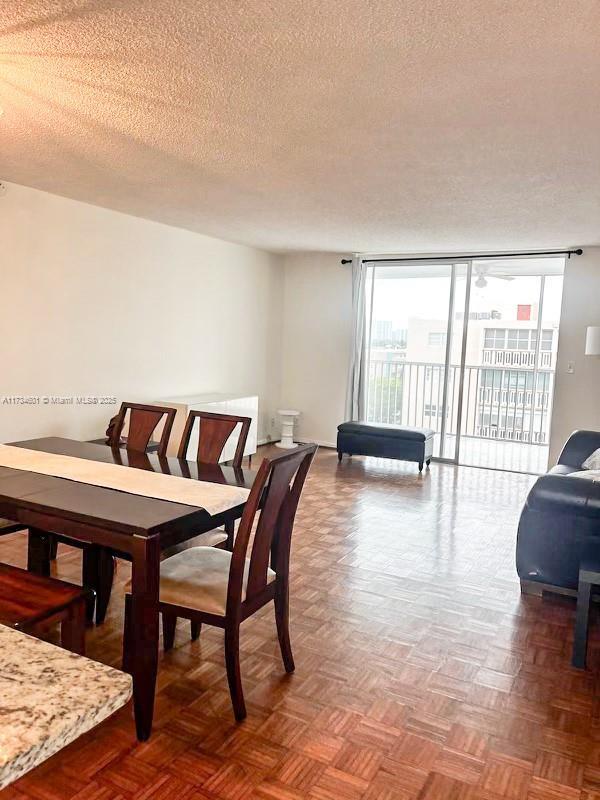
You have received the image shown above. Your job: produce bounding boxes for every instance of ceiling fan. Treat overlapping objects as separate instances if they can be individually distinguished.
[474,265,515,288]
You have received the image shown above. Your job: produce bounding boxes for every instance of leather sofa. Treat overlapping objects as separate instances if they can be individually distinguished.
[516,430,600,595]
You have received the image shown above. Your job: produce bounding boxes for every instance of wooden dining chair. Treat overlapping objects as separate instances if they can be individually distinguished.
[45,403,176,565]
[123,443,317,721]
[109,402,177,458]
[93,411,247,626]
[178,411,251,549]
[48,404,176,624]
[178,410,251,466]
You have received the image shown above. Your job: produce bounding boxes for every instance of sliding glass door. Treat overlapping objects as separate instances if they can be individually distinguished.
[364,257,565,472]
[456,258,564,472]
[365,261,466,460]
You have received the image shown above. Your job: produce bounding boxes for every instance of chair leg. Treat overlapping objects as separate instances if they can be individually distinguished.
[190,620,201,641]
[82,546,99,623]
[224,520,235,551]
[163,614,177,651]
[61,599,86,655]
[27,529,51,577]
[49,536,58,560]
[573,579,592,669]
[95,549,115,625]
[274,586,295,673]
[224,623,246,721]
[122,594,133,674]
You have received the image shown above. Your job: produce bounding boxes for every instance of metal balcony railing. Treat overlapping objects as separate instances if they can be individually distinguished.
[366,359,555,445]
[482,349,553,369]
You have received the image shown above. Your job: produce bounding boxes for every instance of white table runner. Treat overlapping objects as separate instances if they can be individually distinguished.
[0,445,250,516]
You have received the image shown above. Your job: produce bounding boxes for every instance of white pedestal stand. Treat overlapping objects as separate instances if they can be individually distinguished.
[276,409,300,449]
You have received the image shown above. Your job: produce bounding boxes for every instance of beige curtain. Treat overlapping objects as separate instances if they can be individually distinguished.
[345,255,367,420]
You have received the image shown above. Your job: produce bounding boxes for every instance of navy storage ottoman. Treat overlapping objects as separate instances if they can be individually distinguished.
[337,422,434,472]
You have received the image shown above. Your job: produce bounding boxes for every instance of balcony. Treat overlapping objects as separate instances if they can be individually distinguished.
[366,359,555,473]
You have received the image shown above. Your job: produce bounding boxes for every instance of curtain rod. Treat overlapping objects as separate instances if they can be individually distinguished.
[340,248,583,265]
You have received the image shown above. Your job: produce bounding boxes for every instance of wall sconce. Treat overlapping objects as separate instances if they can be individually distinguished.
[585,327,600,356]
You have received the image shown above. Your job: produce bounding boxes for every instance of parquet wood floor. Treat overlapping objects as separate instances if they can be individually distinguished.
[1,447,599,800]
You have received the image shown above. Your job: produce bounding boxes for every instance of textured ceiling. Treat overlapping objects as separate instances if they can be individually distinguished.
[1,0,599,253]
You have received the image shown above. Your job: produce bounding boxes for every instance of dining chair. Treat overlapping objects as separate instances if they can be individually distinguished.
[93,410,248,625]
[47,403,176,623]
[123,443,317,721]
[178,410,251,466]
[44,402,177,565]
[109,402,177,458]
[178,411,251,549]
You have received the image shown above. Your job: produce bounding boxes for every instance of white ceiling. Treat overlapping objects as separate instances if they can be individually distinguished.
[1,1,599,253]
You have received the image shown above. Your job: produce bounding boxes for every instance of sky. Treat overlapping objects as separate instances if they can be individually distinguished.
[369,259,564,331]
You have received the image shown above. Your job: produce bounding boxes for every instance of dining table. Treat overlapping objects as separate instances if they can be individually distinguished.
[0,436,258,741]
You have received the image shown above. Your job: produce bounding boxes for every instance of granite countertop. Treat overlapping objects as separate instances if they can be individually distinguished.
[0,625,132,790]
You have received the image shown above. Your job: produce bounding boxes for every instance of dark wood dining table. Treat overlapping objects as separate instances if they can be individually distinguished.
[0,437,257,740]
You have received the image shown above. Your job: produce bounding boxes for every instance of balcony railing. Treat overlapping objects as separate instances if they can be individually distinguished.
[366,359,555,445]
[482,348,553,368]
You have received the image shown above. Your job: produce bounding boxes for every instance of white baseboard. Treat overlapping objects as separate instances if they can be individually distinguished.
[258,437,336,449]
[295,437,336,449]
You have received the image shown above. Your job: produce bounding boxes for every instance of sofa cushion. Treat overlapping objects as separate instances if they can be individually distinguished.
[338,422,435,442]
[569,470,600,482]
[583,448,600,470]
[548,464,579,476]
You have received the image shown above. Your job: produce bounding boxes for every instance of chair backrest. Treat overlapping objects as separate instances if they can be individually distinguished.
[226,443,317,613]
[177,411,251,467]
[109,402,176,458]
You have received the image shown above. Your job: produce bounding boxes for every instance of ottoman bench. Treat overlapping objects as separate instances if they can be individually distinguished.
[337,422,435,472]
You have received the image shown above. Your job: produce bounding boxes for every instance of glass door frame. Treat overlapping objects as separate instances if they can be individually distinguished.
[364,258,473,465]
[364,256,563,469]
[437,260,472,464]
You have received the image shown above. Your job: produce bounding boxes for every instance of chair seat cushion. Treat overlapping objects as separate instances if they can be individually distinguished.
[193,529,229,548]
[337,422,435,442]
[155,546,276,617]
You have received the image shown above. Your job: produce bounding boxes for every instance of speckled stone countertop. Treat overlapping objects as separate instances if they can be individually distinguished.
[0,625,132,790]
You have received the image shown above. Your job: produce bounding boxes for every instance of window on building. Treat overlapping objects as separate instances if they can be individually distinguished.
[425,403,447,418]
[427,332,446,347]
[484,328,506,349]
[541,330,553,351]
[506,329,532,350]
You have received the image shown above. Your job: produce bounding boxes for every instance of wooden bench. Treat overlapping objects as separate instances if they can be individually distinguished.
[0,564,89,655]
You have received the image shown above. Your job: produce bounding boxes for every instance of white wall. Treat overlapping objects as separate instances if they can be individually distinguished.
[280,253,351,446]
[0,182,283,444]
[550,247,600,462]
[4,182,595,465]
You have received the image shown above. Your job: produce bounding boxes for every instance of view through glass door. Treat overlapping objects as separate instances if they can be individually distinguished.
[365,261,464,460]
[455,258,564,472]
[364,256,565,473]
